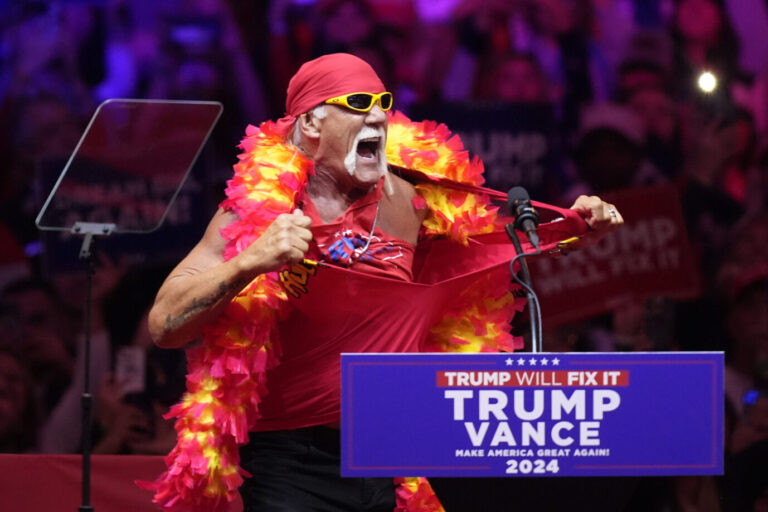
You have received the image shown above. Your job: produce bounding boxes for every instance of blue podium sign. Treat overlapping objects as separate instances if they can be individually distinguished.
[341,352,723,477]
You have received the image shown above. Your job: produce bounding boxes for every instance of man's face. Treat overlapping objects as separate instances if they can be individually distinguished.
[628,88,676,142]
[313,102,388,188]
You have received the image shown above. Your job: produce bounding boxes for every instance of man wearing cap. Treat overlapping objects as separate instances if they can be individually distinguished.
[147,53,623,511]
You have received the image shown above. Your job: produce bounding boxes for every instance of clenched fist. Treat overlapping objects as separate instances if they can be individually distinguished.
[237,209,313,274]
[567,195,623,248]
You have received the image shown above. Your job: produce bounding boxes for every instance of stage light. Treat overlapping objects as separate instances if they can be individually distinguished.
[697,71,718,93]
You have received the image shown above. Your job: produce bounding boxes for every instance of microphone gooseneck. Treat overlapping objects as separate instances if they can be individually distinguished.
[505,186,543,353]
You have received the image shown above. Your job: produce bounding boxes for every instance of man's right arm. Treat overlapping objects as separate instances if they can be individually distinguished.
[148,208,312,348]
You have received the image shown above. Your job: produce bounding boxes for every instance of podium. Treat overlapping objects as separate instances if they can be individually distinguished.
[341,352,724,510]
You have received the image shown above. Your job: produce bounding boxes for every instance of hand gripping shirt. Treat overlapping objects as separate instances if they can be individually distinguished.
[255,180,419,430]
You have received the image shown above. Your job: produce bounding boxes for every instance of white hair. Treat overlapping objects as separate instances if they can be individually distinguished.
[290,105,327,146]
[312,104,327,119]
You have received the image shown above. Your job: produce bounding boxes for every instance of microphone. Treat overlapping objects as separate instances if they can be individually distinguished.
[507,186,540,251]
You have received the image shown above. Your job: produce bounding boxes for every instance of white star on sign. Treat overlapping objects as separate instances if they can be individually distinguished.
[552,358,560,366]
[540,357,549,366]
[505,357,514,366]
[528,358,537,366]
[517,357,526,366]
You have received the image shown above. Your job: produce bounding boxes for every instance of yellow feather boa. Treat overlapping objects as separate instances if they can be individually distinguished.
[142,111,522,511]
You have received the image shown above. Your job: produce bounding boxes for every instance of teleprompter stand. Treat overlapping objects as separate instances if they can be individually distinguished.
[73,222,114,512]
[35,99,222,510]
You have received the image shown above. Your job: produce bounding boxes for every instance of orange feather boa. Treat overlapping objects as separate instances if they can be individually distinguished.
[141,111,522,511]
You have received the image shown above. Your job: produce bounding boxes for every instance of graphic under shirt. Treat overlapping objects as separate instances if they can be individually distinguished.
[299,179,415,281]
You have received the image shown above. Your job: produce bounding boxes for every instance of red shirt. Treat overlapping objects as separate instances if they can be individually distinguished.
[253,184,589,430]
[255,181,420,430]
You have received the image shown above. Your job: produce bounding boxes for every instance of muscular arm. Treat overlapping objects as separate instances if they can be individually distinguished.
[148,208,312,348]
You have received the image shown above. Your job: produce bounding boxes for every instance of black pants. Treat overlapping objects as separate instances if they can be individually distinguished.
[239,427,396,512]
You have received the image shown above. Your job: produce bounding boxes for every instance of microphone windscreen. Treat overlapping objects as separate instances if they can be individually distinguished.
[507,186,530,209]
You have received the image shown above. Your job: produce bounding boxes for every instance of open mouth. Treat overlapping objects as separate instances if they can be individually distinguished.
[356,138,379,160]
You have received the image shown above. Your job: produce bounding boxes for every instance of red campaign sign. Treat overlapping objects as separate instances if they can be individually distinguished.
[529,184,701,326]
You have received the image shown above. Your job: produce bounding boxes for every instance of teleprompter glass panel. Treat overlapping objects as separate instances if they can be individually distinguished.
[36,99,222,233]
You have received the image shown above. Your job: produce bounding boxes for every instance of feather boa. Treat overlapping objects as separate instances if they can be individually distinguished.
[141,112,521,511]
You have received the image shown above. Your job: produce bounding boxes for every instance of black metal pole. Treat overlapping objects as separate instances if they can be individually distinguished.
[79,234,95,512]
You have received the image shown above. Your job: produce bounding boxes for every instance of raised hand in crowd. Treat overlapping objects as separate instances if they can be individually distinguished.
[93,373,152,455]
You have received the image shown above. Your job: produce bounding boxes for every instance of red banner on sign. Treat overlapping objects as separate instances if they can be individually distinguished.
[529,184,701,325]
[435,370,630,387]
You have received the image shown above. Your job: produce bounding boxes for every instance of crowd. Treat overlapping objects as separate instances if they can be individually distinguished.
[0,0,767,510]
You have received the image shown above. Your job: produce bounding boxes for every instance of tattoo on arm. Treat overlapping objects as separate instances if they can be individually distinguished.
[164,279,247,333]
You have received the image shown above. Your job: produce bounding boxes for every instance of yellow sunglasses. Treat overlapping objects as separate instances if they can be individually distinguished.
[324,91,393,112]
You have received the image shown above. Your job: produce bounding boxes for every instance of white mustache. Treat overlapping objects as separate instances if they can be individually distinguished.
[356,126,385,141]
[344,126,388,176]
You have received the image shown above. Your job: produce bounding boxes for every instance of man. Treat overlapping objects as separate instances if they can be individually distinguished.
[147,53,622,511]
[149,54,422,351]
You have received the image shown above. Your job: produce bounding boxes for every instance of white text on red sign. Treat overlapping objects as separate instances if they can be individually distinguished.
[436,370,629,387]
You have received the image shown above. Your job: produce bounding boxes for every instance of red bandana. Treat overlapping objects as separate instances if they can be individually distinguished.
[273,53,386,136]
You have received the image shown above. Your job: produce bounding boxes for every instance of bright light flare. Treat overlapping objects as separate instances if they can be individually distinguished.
[697,71,718,93]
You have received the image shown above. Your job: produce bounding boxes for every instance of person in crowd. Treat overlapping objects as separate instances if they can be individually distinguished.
[38,255,136,453]
[724,272,768,453]
[679,214,768,512]
[141,0,269,192]
[679,114,745,288]
[718,216,768,431]
[0,1,97,108]
[565,101,664,201]
[0,279,79,415]
[718,109,761,209]
[440,0,578,105]
[559,100,675,378]
[315,0,393,87]
[265,0,319,113]
[669,0,742,102]
[0,91,85,256]
[0,222,30,292]
[92,262,184,456]
[0,346,39,453]
[479,51,551,104]
[624,85,683,180]
[615,30,674,101]
[754,148,768,213]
